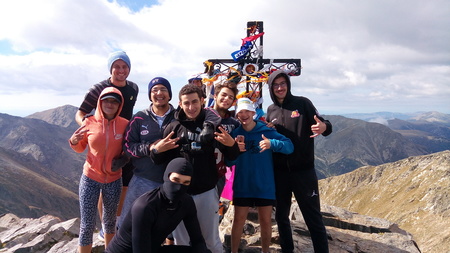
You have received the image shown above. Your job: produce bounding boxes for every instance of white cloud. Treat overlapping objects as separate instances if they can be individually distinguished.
[0,0,449,116]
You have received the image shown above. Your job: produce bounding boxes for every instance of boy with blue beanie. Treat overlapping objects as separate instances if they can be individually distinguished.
[148,77,172,100]
[76,50,138,123]
[107,51,131,74]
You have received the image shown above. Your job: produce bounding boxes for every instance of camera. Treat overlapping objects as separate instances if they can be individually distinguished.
[180,141,203,154]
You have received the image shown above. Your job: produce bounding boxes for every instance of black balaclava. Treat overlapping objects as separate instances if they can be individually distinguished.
[162,157,193,203]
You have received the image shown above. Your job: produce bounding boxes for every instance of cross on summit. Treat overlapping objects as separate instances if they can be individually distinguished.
[201,21,302,109]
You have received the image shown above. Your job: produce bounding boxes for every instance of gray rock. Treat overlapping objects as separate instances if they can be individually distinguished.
[219,202,420,253]
[0,202,420,253]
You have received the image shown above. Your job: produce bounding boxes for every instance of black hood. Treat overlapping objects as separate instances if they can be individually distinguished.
[162,157,193,203]
[267,70,293,106]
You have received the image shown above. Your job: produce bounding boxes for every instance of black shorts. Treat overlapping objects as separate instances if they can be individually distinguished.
[233,198,276,207]
[121,161,134,187]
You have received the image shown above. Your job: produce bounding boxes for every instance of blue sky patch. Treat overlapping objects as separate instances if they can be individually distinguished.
[108,0,158,12]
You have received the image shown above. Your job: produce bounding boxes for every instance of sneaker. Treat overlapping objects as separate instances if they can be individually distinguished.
[97,228,105,241]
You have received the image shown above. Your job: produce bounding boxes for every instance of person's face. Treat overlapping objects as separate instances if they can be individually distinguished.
[236,109,255,125]
[214,87,235,111]
[169,172,191,186]
[190,79,203,88]
[150,84,170,108]
[179,93,204,120]
[111,59,130,82]
[272,76,288,101]
[101,98,120,119]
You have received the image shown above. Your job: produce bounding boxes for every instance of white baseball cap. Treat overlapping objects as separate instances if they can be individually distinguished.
[235,98,256,115]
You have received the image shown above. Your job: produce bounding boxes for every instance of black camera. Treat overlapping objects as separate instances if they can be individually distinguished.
[180,142,204,154]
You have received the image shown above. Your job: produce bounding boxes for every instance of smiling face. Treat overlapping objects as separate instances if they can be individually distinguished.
[150,84,170,109]
[272,75,288,103]
[101,98,120,120]
[236,109,256,127]
[179,92,204,120]
[110,59,130,84]
[214,87,235,111]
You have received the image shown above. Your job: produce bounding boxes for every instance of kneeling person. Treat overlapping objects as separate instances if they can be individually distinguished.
[106,158,210,253]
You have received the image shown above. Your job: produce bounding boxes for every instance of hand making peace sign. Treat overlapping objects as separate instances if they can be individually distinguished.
[70,125,88,145]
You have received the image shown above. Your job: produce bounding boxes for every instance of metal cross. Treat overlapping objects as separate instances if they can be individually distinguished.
[202,21,301,108]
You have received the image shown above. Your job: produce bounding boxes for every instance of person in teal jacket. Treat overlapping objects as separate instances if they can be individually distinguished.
[226,98,294,253]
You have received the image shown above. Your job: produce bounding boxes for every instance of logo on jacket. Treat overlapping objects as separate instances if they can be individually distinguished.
[115,134,123,140]
[141,125,149,135]
[291,110,300,118]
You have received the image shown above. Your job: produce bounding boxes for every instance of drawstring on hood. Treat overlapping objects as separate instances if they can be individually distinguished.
[267,70,293,106]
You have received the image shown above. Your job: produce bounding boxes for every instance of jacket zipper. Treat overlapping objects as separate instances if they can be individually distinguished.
[280,105,292,172]
[103,119,110,183]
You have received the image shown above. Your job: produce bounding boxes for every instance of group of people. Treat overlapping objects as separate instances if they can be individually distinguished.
[69,51,333,253]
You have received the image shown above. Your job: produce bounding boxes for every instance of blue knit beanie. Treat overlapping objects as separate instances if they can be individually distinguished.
[148,77,172,101]
[107,51,131,73]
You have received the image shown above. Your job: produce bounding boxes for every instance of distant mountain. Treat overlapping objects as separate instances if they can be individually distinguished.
[319,150,450,253]
[343,111,450,124]
[0,112,84,219]
[26,104,80,130]
[0,146,79,220]
[342,111,421,124]
[0,112,84,183]
[342,111,450,154]
[387,118,450,153]
[314,115,426,178]
[409,111,450,124]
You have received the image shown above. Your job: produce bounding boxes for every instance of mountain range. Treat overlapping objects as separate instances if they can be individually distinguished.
[0,107,83,220]
[0,105,449,251]
[343,111,450,154]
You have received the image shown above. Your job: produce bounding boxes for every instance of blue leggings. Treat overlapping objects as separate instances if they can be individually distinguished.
[79,174,122,246]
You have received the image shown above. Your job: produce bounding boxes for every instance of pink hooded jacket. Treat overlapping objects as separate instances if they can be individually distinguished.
[70,87,129,183]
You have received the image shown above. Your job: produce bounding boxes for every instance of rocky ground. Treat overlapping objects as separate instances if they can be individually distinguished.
[0,201,420,253]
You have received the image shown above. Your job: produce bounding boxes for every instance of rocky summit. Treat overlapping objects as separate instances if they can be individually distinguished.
[0,201,420,253]
[320,150,450,253]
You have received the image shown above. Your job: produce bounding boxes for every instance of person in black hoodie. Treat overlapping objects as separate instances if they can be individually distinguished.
[265,70,332,253]
[151,84,240,253]
[106,157,210,253]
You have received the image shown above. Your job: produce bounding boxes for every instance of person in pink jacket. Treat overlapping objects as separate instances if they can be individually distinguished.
[69,87,129,253]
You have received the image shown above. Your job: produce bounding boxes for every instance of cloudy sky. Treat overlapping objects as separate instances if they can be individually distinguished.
[1,0,449,117]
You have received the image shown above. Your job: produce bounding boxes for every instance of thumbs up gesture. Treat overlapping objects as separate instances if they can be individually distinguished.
[259,134,271,153]
[310,115,326,138]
